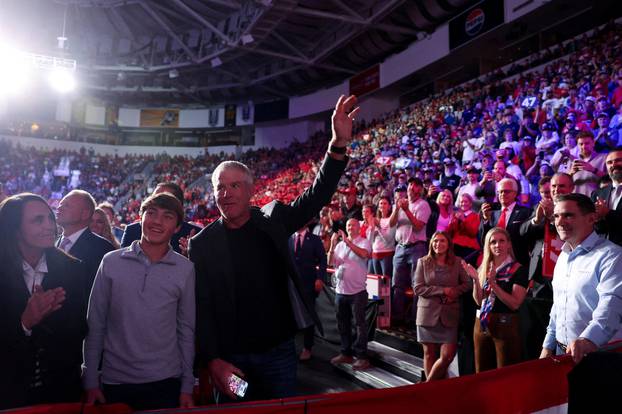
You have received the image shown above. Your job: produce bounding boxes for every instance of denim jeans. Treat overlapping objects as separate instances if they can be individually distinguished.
[217,337,297,403]
[392,242,427,322]
[335,290,369,358]
[370,254,394,277]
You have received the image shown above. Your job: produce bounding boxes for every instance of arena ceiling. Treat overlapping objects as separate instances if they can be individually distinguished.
[3,0,475,105]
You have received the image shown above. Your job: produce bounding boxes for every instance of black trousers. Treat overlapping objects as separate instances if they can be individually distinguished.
[103,377,181,411]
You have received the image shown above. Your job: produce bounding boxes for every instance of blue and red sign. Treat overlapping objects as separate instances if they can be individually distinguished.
[449,0,504,50]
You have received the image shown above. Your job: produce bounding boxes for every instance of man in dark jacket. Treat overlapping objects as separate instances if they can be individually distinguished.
[593,148,622,246]
[56,190,115,293]
[289,225,327,361]
[189,94,358,402]
[478,178,532,266]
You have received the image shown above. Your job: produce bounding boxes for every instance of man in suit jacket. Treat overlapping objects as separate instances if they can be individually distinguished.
[478,178,532,266]
[518,173,574,359]
[593,148,622,246]
[189,94,358,402]
[0,193,88,409]
[121,182,201,255]
[56,190,115,293]
[289,225,327,361]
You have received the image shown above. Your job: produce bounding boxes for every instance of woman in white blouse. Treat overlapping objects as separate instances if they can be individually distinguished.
[365,196,396,276]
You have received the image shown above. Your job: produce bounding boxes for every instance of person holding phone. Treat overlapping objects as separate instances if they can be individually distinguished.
[478,178,532,266]
[565,131,606,197]
[189,95,359,402]
[328,219,372,370]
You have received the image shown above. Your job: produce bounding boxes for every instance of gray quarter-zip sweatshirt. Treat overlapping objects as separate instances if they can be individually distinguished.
[83,240,195,393]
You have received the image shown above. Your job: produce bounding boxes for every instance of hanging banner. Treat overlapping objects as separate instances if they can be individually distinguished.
[350,65,380,97]
[140,109,179,127]
[225,104,237,127]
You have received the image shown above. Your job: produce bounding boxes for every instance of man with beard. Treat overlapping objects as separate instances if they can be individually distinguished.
[440,158,461,194]
[593,148,622,246]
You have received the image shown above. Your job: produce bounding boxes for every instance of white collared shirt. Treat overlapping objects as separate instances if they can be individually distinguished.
[23,254,48,295]
[22,254,48,335]
[59,226,88,252]
[610,183,622,210]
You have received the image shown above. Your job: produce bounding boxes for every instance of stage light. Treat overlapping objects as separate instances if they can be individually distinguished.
[48,69,76,93]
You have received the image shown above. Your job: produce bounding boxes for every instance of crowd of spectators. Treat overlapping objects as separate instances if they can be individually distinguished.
[1,17,622,411]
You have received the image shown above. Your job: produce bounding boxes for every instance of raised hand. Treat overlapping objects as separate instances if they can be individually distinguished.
[461,260,478,280]
[21,285,66,330]
[178,229,197,257]
[481,203,493,222]
[331,95,360,148]
[594,198,609,219]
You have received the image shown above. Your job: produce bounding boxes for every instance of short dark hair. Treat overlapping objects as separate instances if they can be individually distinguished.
[609,146,622,154]
[408,177,423,186]
[554,193,595,214]
[576,130,595,141]
[538,176,552,190]
[140,192,184,226]
[155,182,184,205]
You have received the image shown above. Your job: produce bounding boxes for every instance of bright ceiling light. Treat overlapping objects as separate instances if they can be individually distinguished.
[48,69,76,93]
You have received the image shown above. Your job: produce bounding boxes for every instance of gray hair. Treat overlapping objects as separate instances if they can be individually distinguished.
[496,178,518,193]
[66,189,96,217]
[212,161,254,187]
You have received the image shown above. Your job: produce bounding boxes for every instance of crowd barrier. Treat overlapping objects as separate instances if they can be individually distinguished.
[6,342,622,414]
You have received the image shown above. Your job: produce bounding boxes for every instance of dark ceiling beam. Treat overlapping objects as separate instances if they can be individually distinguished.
[198,0,241,10]
[270,30,308,60]
[309,0,406,64]
[238,45,357,74]
[169,0,233,45]
[184,0,228,19]
[106,7,150,66]
[274,4,420,36]
[139,0,198,62]
[330,0,363,19]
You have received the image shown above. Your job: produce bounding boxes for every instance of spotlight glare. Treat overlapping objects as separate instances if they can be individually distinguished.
[0,47,30,96]
[49,69,76,93]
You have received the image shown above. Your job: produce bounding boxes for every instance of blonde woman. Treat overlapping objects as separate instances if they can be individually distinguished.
[414,231,471,381]
[434,189,454,233]
[463,227,528,372]
[90,207,120,249]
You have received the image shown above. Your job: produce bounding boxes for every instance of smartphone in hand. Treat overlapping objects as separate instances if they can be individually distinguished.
[229,374,248,398]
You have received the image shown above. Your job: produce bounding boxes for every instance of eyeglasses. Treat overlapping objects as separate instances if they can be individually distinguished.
[497,189,516,194]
